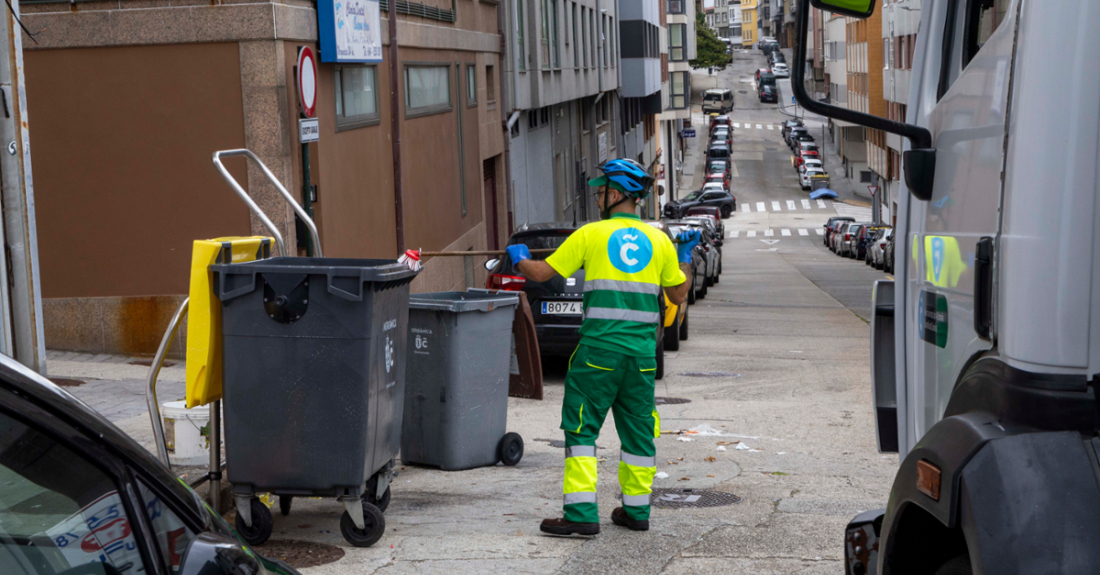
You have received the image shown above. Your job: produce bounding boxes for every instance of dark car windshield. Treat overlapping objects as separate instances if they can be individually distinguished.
[760,74,776,86]
[510,231,575,261]
[682,191,702,201]
[704,93,723,101]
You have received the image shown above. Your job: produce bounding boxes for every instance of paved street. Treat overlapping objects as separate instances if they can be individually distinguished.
[54,49,897,574]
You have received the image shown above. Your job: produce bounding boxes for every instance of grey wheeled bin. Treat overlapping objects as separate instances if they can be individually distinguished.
[210,256,418,548]
[402,291,524,470]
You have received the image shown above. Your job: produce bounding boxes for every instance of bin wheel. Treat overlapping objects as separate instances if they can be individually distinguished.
[498,432,524,466]
[340,501,386,548]
[279,495,293,516]
[364,486,391,513]
[234,498,273,546]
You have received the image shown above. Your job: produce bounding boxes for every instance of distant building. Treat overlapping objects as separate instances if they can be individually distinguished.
[658,0,696,209]
[729,1,743,47]
[715,0,730,38]
[741,0,758,47]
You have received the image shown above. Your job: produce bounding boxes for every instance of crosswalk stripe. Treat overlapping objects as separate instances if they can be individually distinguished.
[756,124,763,130]
[730,230,739,238]
[817,200,827,209]
[798,229,809,236]
[741,203,750,213]
[771,201,781,211]
[786,200,797,210]
[816,228,825,235]
[747,230,757,238]
[756,202,766,212]
[733,123,741,128]
[801,199,811,210]
[764,229,774,237]
[766,125,774,130]
[781,229,791,236]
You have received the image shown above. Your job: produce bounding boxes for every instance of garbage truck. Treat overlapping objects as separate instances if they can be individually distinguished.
[792,0,1100,573]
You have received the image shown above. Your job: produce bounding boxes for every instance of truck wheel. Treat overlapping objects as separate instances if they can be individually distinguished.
[498,432,524,466]
[933,555,973,575]
[664,314,681,351]
[340,501,386,548]
[679,309,689,340]
[234,498,273,546]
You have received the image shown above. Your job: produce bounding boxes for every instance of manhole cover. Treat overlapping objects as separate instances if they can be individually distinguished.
[655,397,691,405]
[257,540,345,569]
[650,488,741,508]
[49,378,85,388]
[738,90,748,94]
[678,372,741,378]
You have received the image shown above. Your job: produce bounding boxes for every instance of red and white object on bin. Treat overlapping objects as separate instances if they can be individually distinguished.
[398,249,422,272]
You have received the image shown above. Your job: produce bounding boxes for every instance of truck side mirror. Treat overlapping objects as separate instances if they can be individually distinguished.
[179,533,265,575]
[484,258,500,271]
[810,0,874,19]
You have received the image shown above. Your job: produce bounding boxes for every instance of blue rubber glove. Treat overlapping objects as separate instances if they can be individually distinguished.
[675,230,701,263]
[505,244,532,272]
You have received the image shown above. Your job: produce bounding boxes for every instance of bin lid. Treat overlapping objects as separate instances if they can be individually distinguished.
[410,291,520,313]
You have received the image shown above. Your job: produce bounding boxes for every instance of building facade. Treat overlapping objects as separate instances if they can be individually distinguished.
[502,0,622,227]
[729,1,743,47]
[23,0,508,356]
[714,0,730,38]
[619,0,663,220]
[658,0,696,209]
[740,0,758,47]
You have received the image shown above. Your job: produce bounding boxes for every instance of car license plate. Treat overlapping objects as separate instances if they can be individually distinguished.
[542,301,582,315]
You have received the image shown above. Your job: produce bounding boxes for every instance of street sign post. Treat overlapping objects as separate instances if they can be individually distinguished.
[681,129,696,138]
[299,118,320,143]
[296,46,319,255]
[869,185,881,224]
[297,47,317,118]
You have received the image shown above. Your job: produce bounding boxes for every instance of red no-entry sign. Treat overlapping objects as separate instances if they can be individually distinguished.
[297,46,317,118]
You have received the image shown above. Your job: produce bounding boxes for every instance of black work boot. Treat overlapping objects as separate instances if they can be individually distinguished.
[610,507,650,531]
[540,517,600,536]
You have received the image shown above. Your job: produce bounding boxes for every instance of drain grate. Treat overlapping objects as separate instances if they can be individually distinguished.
[738,90,748,94]
[655,397,691,405]
[49,378,85,388]
[678,372,742,378]
[650,488,741,508]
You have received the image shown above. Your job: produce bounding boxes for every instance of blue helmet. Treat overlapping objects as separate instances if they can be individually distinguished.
[588,158,655,199]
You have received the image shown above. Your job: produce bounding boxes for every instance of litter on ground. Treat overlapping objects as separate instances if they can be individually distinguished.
[735,443,752,451]
[655,472,670,479]
[677,437,693,442]
[717,446,727,452]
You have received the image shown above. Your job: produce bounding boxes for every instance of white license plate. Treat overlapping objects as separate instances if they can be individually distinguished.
[542,301,583,315]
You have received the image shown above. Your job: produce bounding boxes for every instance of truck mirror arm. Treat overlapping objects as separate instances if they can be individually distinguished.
[791,0,937,201]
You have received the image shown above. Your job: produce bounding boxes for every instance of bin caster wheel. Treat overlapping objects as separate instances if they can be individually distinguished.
[498,432,524,466]
[279,495,293,516]
[234,498,273,546]
[365,475,392,513]
[340,501,386,548]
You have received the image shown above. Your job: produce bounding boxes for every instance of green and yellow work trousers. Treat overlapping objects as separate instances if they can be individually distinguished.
[560,344,659,524]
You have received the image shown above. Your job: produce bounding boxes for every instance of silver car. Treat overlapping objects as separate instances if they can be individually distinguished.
[870,228,893,269]
[836,222,862,257]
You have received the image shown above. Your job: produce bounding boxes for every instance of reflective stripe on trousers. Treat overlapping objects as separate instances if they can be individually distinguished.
[563,445,598,507]
[619,451,656,508]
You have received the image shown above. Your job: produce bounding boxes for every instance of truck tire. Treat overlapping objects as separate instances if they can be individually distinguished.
[664,314,681,351]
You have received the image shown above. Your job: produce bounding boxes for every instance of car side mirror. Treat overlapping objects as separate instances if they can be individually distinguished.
[179,533,264,575]
[484,258,500,271]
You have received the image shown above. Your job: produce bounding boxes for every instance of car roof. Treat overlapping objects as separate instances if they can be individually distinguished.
[513,221,583,234]
[705,89,731,95]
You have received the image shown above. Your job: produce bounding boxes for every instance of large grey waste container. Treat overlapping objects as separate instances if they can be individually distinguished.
[402,291,524,470]
[211,256,418,548]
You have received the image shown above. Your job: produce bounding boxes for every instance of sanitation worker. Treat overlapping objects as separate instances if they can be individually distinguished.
[506,158,700,535]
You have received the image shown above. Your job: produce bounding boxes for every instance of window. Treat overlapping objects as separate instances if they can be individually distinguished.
[669,23,686,61]
[528,110,539,129]
[540,0,551,69]
[335,65,380,130]
[138,479,199,571]
[581,8,588,67]
[602,15,608,68]
[670,72,688,109]
[466,64,477,106]
[571,3,579,67]
[517,0,526,71]
[486,64,496,103]
[609,17,616,66]
[404,64,452,117]
[0,410,154,574]
[590,10,597,68]
[540,106,550,125]
[551,0,560,68]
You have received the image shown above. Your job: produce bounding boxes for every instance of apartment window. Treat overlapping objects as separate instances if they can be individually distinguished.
[404,64,452,117]
[571,3,579,68]
[551,0,561,68]
[466,64,477,106]
[540,0,551,69]
[334,65,380,130]
[602,15,608,68]
[670,71,688,109]
[517,0,526,71]
[541,106,550,125]
[528,111,538,129]
[668,0,683,14]
[581,8,588,67]
[669,23,686,61]
[582,101,592,132]
[590,10,597,68]
[608,17,615,66]
[486,64,496,103]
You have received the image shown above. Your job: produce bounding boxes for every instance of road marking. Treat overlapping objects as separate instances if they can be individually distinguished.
[771,201,782,211]
[756,201,766,212]
[733,123,741,128]
[730,230,739,238]
[741,203,750,213]
[756,124,763,130]
[781,228,791,236]
[764,229,774,237]
[786,200,797,210]
[816,200,828,209]
[766,125,774,130]
[815,228,825,235]
[801,199,811,210]
[747,230,757,238]
[760,239,781,245]
[798,229,809,236]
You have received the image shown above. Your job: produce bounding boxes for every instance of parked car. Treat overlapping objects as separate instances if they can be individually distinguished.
[869,228,893,269]
[835,222,862,256]
[795,146,820,169]
[664,222,707,304]
[824,216,855,247]
[768,50,786,66]
[664,188,737,218]
[707,143,731,162]
[0,354,305,575]
[883,229,896,273]
[676,220,721,288]
[800,168,827,190]
[786,126,810,147]
[755,68,771,83]
[758,84,778,103]
[704,172,729,189]
[790,132,816,150]
[710,114,731,133]
[706,159,731,179]
[487,223,669,376]
[702,88,734,115]
[647,221,690,350]
[855,225,889,260]
[771,62,790,78]
[799,158,823,174]
[781,119,804,139]
[710,128,732,147]
[758,72,777,89]
[684,205,726,238]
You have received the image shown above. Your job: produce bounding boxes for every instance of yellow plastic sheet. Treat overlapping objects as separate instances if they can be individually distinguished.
[185,237,272,407]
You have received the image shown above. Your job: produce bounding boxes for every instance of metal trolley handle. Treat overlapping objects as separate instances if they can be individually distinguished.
[211,149,323,257]
[146,149,323,509]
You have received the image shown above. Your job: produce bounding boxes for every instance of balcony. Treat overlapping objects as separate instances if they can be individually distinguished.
[667,0,684,14]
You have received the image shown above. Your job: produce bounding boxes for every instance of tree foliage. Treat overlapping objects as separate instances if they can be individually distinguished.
[690,10,732,71]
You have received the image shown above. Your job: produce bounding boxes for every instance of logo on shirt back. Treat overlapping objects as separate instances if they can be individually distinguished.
[607,228,653,273]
